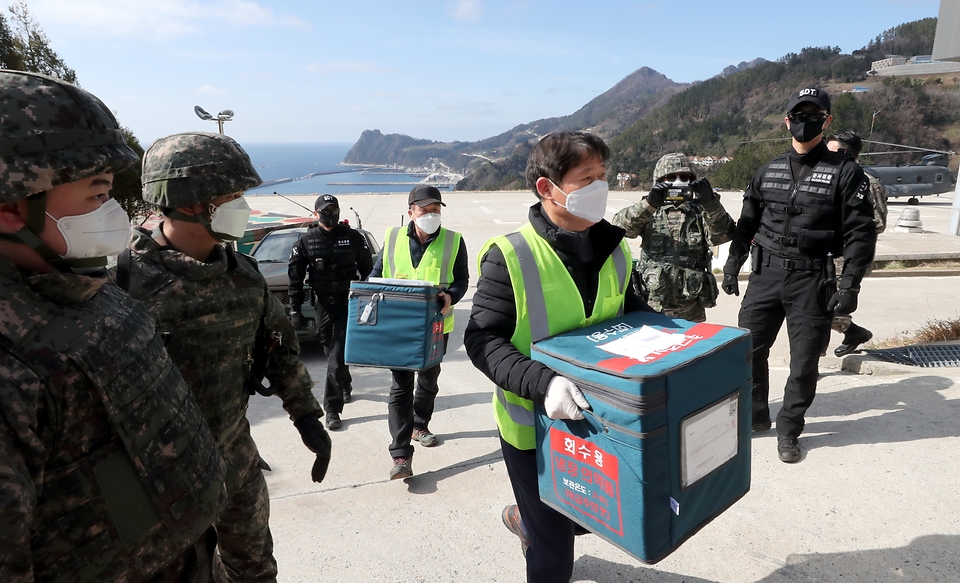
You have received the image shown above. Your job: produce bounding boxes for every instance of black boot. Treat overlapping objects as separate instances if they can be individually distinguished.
[834,324,873,357]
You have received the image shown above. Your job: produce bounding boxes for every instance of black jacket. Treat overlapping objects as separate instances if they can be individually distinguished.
[725,141,876,289]
[464,203,652,403]
[288,223,373,310]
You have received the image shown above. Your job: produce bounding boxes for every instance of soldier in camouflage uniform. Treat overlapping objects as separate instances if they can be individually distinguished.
[112,132,331,583]
[825,131,886,356]
[613,153,735,322]
[0,71,227,582]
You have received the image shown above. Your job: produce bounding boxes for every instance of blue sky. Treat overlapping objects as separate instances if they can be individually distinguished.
[26,0,940,146]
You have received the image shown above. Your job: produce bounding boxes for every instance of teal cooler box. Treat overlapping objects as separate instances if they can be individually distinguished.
[345,279,445,370]
[532,311,751,563]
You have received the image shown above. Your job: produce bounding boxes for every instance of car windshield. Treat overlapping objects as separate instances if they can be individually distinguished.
[252,231,300,263]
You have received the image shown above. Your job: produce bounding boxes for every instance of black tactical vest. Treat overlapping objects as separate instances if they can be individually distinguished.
[752,154,844,260]
[0,278,226,583]
[124,244,266,444]
[303,224,362,296]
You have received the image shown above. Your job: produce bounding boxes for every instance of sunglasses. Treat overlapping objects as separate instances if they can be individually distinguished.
[318,207,339,215]
[788,111,828,123]
[663,173,695,182]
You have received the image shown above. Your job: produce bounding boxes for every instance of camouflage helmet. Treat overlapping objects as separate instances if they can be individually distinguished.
[653,153,694,182]
[0,70,139,203]
[141,132,262,208]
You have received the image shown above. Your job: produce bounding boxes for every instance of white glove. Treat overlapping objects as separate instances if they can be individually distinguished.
[544,376,591,420]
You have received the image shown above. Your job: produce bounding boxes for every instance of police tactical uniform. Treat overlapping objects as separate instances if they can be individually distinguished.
[614,153,735,322]
[0,71,226,583]
[288,194,373,421]
[369,185,469,470]
[723,89,876,457]
[119,132,329,583]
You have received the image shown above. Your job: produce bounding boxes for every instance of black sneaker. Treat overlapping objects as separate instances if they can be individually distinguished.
[752,416,772,432]
[777,435,801,463]
[325,412,342,430]
[834,326,873,357]
[342,391,352,404]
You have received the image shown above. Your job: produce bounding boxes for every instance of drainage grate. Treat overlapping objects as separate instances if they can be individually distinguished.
[864,344,960,368]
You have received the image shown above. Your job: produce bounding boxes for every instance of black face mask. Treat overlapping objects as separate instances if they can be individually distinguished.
[318,210,339,227]
[789,119,824,144]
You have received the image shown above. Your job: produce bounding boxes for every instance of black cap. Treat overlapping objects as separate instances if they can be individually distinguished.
[787,87,831,113]
[408,184,445,207]
[315,194,338,211]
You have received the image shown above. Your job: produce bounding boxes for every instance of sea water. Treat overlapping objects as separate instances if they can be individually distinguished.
[242,143,423,196]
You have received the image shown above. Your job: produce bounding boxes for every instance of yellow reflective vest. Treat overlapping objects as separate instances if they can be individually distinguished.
[382,225,462,334]
[479,222,631,450]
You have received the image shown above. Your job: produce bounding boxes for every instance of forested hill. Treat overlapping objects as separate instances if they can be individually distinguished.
[343,66,688,173]
[611,17,957,189]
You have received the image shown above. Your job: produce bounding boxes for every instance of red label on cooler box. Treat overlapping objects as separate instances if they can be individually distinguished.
[549,427,623,536]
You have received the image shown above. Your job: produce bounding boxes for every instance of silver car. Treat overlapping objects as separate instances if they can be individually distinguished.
[250,224,381,343]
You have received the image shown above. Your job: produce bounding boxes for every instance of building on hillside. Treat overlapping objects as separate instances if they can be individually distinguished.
[868,54,960,77]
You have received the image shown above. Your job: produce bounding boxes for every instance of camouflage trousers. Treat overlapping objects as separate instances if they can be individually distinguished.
[650,299,707,323]
[217,417,277,583]
[831,314,852,333]
[831,257,852,333]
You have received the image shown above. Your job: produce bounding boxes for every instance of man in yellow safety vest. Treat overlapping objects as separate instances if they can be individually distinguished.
[464,132,653,582]
[370,185,469,479]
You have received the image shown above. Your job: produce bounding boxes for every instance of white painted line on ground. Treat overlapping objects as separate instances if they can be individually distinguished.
[494,219,522,224]
[479,206,492,214]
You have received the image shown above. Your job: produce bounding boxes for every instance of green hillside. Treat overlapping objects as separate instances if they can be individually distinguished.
[610,18,959,189]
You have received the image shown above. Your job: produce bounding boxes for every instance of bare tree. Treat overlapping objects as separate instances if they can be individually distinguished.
[7,0,77,83]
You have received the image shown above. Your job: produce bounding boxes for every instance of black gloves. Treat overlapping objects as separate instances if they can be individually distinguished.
[691,179,715,204]
[828,289,859,315]
[721,273,739,296]
[294,414,332,483]
[644,183,669,209]
[290,312,306,329]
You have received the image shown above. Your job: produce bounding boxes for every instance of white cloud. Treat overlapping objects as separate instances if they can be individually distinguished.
[306,61,389,75]
[28,0,308,39]
[450,0,482,23]
[197,84,228,94]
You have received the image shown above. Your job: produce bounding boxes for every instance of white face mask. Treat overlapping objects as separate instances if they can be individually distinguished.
[552,179,609,223]
[47,198,131,259]
[208,197,251,240]
[414,212,442,235]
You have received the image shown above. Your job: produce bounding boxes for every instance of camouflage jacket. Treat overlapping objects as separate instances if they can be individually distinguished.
[113,226,321,444]
[614,196,735,265]
[867,174,887,234]
[614,196,735,309]
[0,257,225,583]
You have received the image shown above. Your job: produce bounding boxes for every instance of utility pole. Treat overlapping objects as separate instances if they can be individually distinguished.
[866,109,881,165]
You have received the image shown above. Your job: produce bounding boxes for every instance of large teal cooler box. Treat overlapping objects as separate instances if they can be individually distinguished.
[531,311,751,564]
[345,279,445,370]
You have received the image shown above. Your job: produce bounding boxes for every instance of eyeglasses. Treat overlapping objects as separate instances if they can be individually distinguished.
[662,173,695,182]
[788,111,828,123]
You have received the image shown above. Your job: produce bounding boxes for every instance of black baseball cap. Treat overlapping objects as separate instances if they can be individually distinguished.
[787,87,831,113]
[315,194,338,211]
[408,184,445,207]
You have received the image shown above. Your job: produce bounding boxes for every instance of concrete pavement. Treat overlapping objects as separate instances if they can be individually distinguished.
[247,189,960,582]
